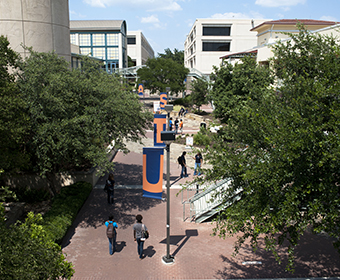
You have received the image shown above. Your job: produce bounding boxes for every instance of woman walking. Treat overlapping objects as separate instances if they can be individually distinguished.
[105,173,115,204]
[133,214,149,259]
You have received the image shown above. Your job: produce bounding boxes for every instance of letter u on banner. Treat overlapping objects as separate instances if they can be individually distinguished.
[160,92,167,109]
[143,147,164,199]
[153,114,166,146]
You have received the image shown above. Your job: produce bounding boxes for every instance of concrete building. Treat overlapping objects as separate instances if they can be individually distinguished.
[0,0,71,61]
[184,18,269,75]
[221,19,339,66]
[70,20,128,73]
[127,31,154,66]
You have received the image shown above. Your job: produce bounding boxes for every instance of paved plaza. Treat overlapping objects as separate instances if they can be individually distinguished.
[62,104,340,279]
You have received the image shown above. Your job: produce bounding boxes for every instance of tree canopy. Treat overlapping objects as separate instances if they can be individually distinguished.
[137,56,189,95]
[203,26,340,270]
[158,48,184,66]
[0,41,153,195]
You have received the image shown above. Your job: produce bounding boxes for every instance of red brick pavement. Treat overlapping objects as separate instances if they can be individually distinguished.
[62,107,340,279]
[62,166,340,279]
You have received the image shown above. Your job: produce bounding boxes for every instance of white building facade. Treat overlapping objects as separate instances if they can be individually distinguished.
[184,18,269,75]
[127,31,154,66]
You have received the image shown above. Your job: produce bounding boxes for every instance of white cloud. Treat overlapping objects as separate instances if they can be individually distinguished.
[320,15,337,21]
[141,15,160,24]
[255,0,306,8]
[70,10,87,18]
[211,12,264,19]
[83,0,182,11]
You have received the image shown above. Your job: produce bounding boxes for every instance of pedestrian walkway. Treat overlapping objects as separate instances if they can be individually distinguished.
[61,106,340,279]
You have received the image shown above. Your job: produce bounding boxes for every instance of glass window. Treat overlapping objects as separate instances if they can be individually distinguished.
[92,34,105,46]
[107,33,119,46]
[203,26,231,36]
[79,34,91,46]
[70,34,77,45]
[127,36,136,45]
[92,48,106,59]
[107,48,119,60]
[202,42,230,52]
[80,47,91,56]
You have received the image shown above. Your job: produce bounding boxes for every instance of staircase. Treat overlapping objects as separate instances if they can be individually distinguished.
[183,179,242,223]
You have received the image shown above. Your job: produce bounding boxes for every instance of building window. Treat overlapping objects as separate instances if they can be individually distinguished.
[127,36,136,45]
[107,47,119,60]
[79,34,91,46]
[202,41,230,52]
[80,47,91,56]
[107,33,119,46]
[92,34,105,46]
[70,34,77,45]
[92,47,105,59]
[203,26,231,36]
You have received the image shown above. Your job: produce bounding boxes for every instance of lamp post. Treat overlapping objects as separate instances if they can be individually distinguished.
[161,108,175,265]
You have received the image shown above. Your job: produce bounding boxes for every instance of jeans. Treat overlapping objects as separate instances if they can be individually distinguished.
[108,236,116,255]
[136,238,144,258]
[107,189,114,204]
[194,163,201,175]
[180,165,187,177]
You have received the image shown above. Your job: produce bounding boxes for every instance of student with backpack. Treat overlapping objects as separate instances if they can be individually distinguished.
[178,151,188,178]
[105,215,118,255]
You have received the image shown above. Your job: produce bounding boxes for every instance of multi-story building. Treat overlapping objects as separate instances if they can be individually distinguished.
[70,20,128,73]
[184,18,269,75]
[127,31,154,66]
[221,19,339,66]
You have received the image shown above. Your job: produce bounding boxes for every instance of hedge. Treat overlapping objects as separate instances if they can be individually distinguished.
[43,181,92,244]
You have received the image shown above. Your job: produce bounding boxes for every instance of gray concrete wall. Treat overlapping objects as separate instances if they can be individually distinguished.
[0,0,71,61]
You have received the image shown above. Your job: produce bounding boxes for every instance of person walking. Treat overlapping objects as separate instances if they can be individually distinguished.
[105,215,118,255]
[174,118,179,134]
[133,214,149,259]
[169,117,173,131]
[193,152,203,176]
[104,173,115,204]
[179,151,188,178]
[179,119,184,134]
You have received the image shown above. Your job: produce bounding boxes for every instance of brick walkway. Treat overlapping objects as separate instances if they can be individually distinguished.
[62,103,340,279]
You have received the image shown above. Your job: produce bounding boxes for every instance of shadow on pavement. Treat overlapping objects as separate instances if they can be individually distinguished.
[214,231,340,279]
[61,189,162,249]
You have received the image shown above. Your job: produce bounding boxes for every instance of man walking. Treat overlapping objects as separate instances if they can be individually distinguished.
[105,215,118,255]
[193,152,203,175]
[179,151,188,178]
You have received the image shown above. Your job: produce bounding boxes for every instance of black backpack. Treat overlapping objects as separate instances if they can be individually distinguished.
[177,156,183,165]
[106,222,116,239]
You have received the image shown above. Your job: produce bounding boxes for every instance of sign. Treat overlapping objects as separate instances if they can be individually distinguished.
[153,101,160,113]
[138,84,144,97]
[186,136,193,146]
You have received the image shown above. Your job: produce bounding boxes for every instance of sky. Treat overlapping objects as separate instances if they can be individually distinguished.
[69,0,340,55]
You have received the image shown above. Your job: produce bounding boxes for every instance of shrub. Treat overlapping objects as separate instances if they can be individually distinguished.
[193,127,211,146]
[12,187,50,204]
[43,181,92,244]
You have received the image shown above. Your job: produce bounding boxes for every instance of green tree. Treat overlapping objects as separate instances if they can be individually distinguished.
[0,36,30,172]
[137,57,189,95]
[189,77,210,110]
[17,50,153,195]
[203,27,340,271]
[0,209,74,280]
[158,48,184,66]
[210,55,273,123]
[127,55,135,67]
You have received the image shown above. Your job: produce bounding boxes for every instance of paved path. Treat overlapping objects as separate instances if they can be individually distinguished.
[62,106,340,279]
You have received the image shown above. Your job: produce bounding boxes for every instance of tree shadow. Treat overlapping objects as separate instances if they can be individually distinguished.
[214,231,340,279]
[159,229,198,257]
[61,189,163,249]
